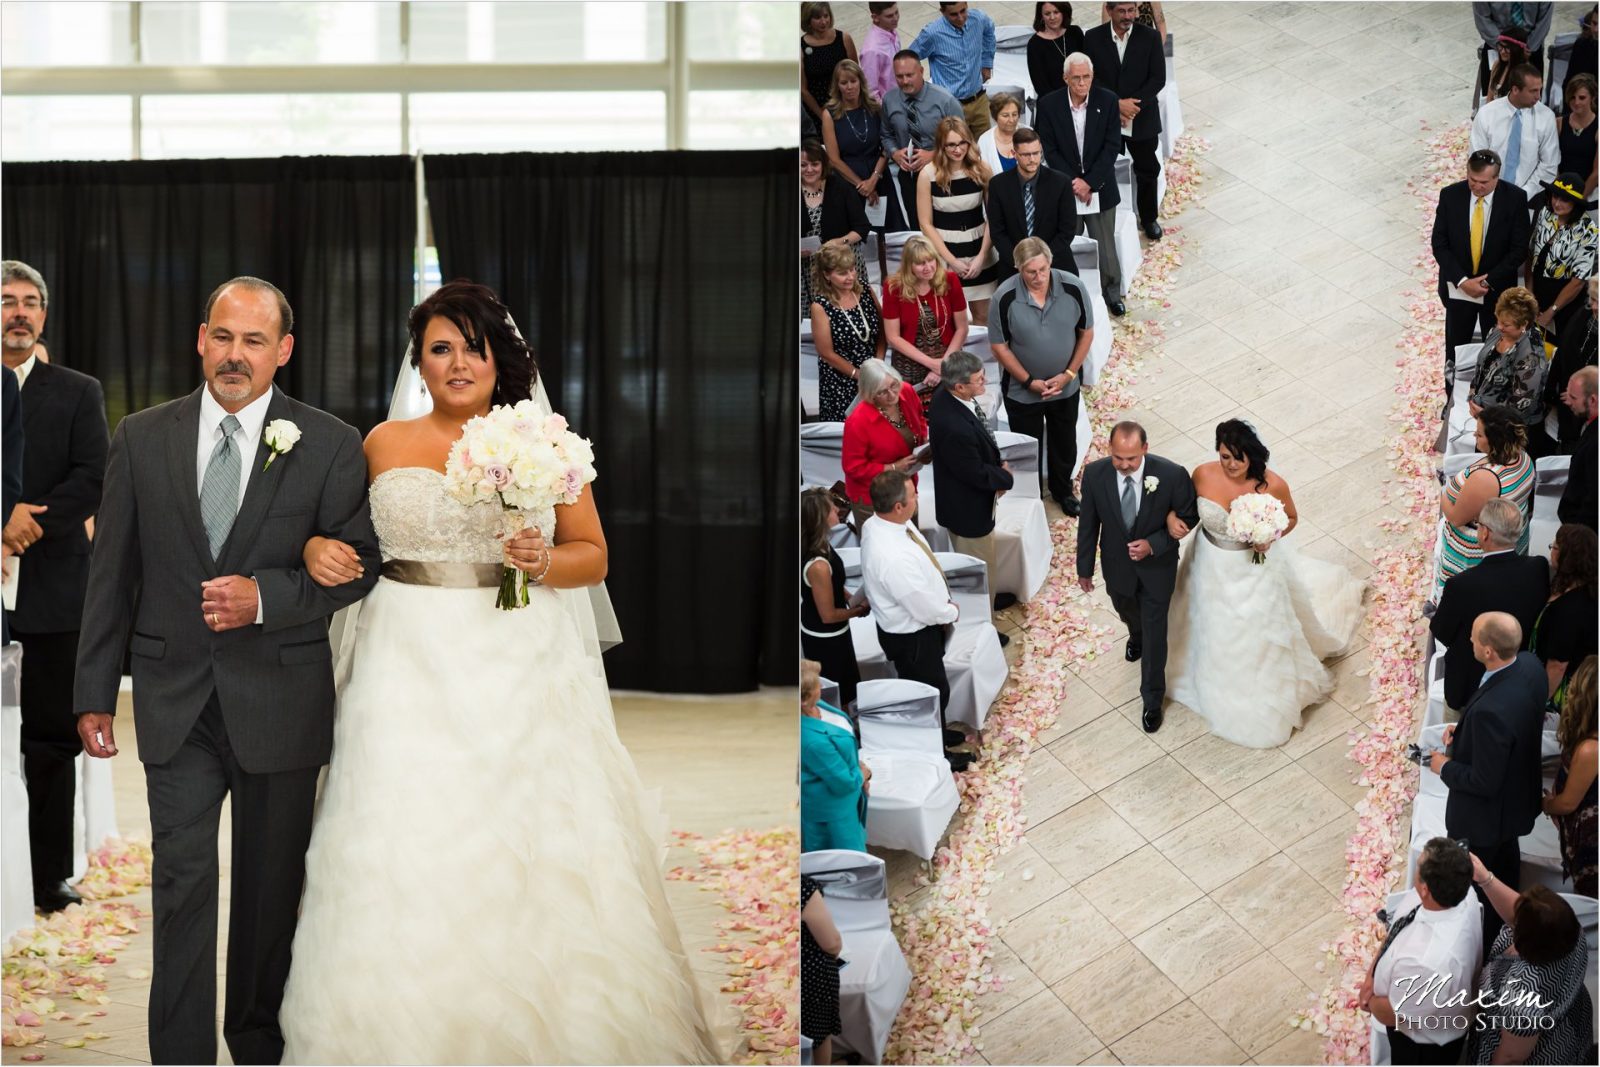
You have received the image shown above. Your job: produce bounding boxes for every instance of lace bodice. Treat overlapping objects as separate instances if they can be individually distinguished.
[368,467,557,564]
[1196,497,1240,542]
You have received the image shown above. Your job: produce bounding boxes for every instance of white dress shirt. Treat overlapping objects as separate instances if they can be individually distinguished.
[1069,92,1089,160]
[1112,27,1133,136]
[1469,97,1560,198]
[11,353,38,391]
[1372,888,1483,1044]
[197,385,274,623]
[1116,457,1147,514]
[859,514,958,634]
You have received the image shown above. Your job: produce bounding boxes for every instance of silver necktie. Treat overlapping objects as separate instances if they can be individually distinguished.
[1121,474,1137,528]
[200,414,242,557]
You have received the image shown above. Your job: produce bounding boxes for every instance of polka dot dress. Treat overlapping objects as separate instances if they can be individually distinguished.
[800,876,843,1042]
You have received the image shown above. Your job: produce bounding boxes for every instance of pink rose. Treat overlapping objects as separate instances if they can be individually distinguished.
[564,469,583,496]
[485,463,513,490]
[544,413,568,434]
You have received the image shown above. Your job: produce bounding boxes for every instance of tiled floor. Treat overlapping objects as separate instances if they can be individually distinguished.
[835,2,1592,1064]
[2,687,795,1066]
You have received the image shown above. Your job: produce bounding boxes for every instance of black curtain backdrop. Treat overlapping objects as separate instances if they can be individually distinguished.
[426,150,797,692]
[0,156,415,431]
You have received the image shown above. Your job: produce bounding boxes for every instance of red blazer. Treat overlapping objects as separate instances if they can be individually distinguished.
[842,381,928,505]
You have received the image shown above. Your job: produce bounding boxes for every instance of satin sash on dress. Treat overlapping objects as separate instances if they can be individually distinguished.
[1202,529,1251,552]
[380,559,502,588]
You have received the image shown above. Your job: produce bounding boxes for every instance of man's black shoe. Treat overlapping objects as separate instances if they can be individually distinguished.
[34,881,82,914]
[1059,495,1081,517]
[1107,298,1127,317]
[1143,219,1163,240]
[998,632,1011,648]
[947,751,975,773]
[943,727,966,747]
[1125,639,1142,662]
[1141,704,1163,732]
[993,592,1019,612]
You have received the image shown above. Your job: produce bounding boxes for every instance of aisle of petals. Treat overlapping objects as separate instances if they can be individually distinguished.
[668,827,800,1065]
[2,839,154,1058]
[881,134,1211,1065]
[1298,121,1472,1065]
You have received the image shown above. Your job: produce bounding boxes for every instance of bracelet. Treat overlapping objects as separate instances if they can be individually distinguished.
[527,548,553,586]
[1476,873,1495,888]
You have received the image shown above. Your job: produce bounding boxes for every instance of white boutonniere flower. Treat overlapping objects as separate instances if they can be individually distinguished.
[1144,475,1159,494]
[263,419,301,471]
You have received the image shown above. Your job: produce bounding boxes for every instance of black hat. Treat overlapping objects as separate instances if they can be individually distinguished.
[1542,173,1597,211]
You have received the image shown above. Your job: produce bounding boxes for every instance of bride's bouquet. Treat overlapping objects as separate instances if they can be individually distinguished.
[1225,492,1289,565]
[444,401,597,609]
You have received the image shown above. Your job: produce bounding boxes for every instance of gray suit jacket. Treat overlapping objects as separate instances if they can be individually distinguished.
[74,385,381,773]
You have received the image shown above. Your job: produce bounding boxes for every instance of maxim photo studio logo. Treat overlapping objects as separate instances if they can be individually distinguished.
[1394,972,1558,1032]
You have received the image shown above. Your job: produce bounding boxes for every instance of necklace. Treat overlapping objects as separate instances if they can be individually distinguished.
[802,185,824,202]
[917,286,950,335]
[1046,32,1070,61]
[842,106,870,143]
[837,298,873,343]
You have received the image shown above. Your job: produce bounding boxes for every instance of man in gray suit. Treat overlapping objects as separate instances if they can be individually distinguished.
[74,277,381,1065]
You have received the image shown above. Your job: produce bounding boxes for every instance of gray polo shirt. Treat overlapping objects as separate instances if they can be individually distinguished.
[991,269,1095,404]
[879,82,965,159]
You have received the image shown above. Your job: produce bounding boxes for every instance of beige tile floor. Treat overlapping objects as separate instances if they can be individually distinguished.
[2,687,795,1066]
[834,1,1596,1063]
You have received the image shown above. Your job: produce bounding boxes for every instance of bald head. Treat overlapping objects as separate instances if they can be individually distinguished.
[1472,611,1523,667]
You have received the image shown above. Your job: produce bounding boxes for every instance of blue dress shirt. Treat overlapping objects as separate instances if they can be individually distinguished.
[908,9,997,100]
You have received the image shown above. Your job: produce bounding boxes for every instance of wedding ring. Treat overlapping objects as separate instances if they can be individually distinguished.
[210,612,219,626]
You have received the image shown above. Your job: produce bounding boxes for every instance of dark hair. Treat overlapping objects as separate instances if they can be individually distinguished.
[801,139,831,177]
[1013,127,1041,148]
[204,276,294,337]
[407,280,536,406]
[1507,62,1542,91]
[1494,25,1530,65]
[892,48,921,65]
[870,469,911,513]
[1512,885,1582,965]
[1468,148,1503,174]
[1109,420,1147,446]
[1552,523,1598,598]
[802,487,837,558]
[1033,1,1072,31]
[1417,838,1474,908]
[869,2,897,14]
[1476,404,1527,465]
[1215,419,1269,488]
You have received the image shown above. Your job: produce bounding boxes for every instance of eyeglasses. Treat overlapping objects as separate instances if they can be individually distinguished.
[0,297,42,311]
[944,140,969,149]
[1468,149,1501,169]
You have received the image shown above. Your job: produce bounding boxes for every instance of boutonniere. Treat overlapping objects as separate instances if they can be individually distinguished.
[262,419,301,471]
[1144,475,1159,493]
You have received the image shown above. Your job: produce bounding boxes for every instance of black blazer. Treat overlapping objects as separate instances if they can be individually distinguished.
[928,387,1013,539]
[1430,552,1550,710]
[1441,651,1548,847]
[988,167,1079,283]
[1430,179,1531,304]
[1036,85,1123,213]
[803,174,871,246]
[1081,22,1166,141]
[1559,419,1596,530]
[12,360,109,634]
[1076,454,1197,599]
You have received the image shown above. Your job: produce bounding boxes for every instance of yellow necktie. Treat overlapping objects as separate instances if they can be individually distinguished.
[1470,196,1485,275]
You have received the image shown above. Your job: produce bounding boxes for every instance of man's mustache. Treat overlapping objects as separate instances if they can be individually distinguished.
[5,319,33,333]
[214,360,251,377]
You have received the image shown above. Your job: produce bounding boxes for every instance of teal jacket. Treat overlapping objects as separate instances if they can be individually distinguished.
[801,710,867,852]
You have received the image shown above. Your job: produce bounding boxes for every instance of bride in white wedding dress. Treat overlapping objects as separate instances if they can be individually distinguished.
[277,282,717,1065]
[1165,420,1366,750]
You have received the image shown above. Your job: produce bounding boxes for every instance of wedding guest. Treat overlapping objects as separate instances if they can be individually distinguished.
[802,141,871,316]
[800,659,869,852]
[988,128,1079,284]
[842,360,928,523]
[860,3,902,102]
[1359,837,1482,1066]
[1027,2,1084,102]
[1467,286,1546,432]
[928,350,1013,619]
[800,873,845,1066]
[1482,25,1530,104]
[1430,498,1548,712]
[860,470,971,771]
[880,50,964,232]
[1558,74,1597,193]
[1101,0,1165,39]
[821,61,887,228]
[1526,173,1597,339]
[1538,276,1596,455]
[809,242,885,422]
[1543,655,1597,897]
[1,260,109,915]
[989,236,1095,515]
[1474,3,1554,99]
[907,2,998,137]
[918,116,999,323]
[976,92,1022,174]
[1470,64,1560,200]
[802,491,868,709]
[803,3,858,135]
[1565,7,1599,103]
[1464,860,1593,1066]
[1559,366,1597,529]
[882,235,970,406]
[1437,406,1535,599]
[1083,1,1166,239]
[1531,524,1598,703]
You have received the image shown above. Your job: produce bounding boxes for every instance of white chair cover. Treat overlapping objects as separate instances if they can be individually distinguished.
[995,432,1042,500]
[1519,813,1569,890]
[72,752,120,881]
[1157,36,1183,162]
[801,421,847,490]
[917,432,1050,601]
[1559,892,1599,1044]
[880,231,920,283]
[854,678,960,860]
[1445,344,1483,455]
[800,1035,814,1065]
[800,318,819,418]
[1068,236,1113,387]
[819,675,841,711]
[1530,455,1570,564]
[1113,204,1143,290]
[1405,790,1449,886]
[2,643,35,942]
[801,849,914,1064]
[988,26,1037,125]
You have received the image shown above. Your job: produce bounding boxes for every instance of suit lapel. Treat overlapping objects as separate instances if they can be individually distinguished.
[19,360,50,433]
[216,388,292,575]
[1132,459,1159,532]
[166,388,217,571]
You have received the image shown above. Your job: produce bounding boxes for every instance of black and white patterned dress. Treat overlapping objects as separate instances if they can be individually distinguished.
[929,171,999,301]
[800,877,842,1043]
[1468,925,1594,1064]
[813,293,882,422]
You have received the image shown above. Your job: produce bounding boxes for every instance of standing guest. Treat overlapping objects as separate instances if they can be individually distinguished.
[907,2,998,138]
[800,659,869,853]
[988,237,1095,514]
[1467,286,1547,432]
[809,243,885,423]
[0,260,109,915]
[1564,6,1598,102]
[1539,276,1596,455]
[1438,407,1536,599]
[1430,499,1549,713]
[802,3,857,136]
[917,115,999,323]
[976,92,1023,174]
[1102,0,1166,39]
[1358,837,1483,1066]
[1474,3,1554,96]
[1482,25,1530,104]
[802,141,871,317]
[800,874,845,1066]
[859,470,972,772]
[1543,655,1597,897]
[801,492,867,709]
[1431,149,1531,396]
[1028,2,1084,103]
[881,235,970,407]
[821,61,887,230]
[1464,862,1593,1065]
[842,360,928,523]
[1471,64,1560,200]
[860,3,902,103]
[1559,366,1597,530]
[1531,524,1597,704]
[1557,73,1597,193]
[1082,1,1166,240]
[1527,173,1597,338]
[880,50,964,233]
[928,351,1013,618]
[988,127,1079,284]
[1037,54,1128,316]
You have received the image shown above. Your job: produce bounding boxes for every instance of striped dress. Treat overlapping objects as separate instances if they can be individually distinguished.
[929,172,999,301]
[1437,452,1536,598]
